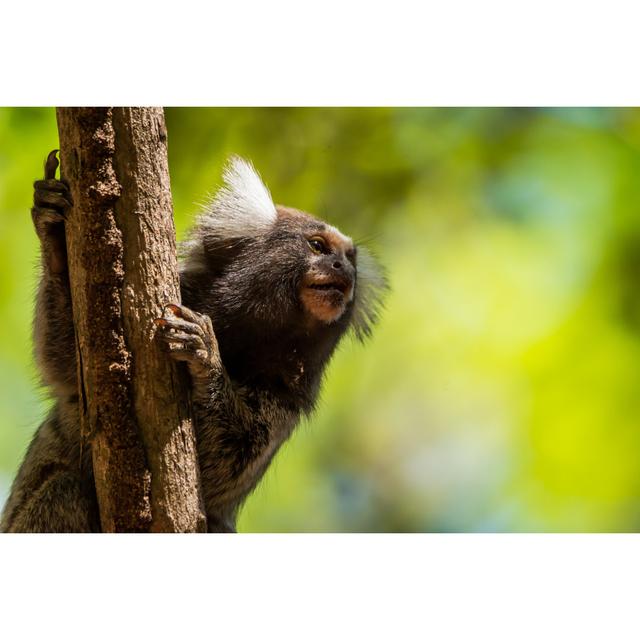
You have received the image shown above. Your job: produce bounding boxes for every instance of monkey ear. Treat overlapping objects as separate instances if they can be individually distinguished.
[199,155,277,239]
[351,247,389,341]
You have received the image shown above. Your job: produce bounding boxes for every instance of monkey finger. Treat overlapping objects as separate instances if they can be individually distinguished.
[34,189,72,212]
[157,330,206,351]
[164,303,205,327]
[44,149,59,181]
[33,181,73,207]
[201,313,215,337]
[163,303,182,318]
[165,342,208,363]
[155,316,205,338]
[164,343,193,362]
[193,312,215,338]
[33,179,71,195]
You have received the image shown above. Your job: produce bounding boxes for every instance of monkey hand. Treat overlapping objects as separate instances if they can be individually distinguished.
[32,150,73,275]
[154,304,220,381]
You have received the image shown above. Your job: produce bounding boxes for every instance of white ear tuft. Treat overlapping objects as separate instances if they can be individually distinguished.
[199,155,277,238]
[352,247,388,341]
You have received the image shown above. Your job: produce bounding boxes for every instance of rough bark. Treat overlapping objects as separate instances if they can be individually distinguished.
[56,107,207,532]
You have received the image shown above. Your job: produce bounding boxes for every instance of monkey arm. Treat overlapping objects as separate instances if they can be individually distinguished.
[31,151,77,398]
[32,271,76,397]
[155,303,296,532]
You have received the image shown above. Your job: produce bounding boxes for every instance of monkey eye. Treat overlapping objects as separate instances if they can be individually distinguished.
[307,236,328,254]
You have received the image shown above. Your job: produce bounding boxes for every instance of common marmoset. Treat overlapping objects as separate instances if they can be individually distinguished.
[0,153,385,533]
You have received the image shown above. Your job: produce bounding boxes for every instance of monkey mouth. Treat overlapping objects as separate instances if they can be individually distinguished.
[305,274,354,305]
[302,275,353,323]
[307,281,349,295]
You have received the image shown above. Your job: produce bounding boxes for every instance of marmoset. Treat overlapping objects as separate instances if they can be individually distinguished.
[0,153,385,533]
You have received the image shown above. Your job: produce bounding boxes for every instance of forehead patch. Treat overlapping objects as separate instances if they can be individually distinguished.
[323,225,353,252]
[276,207,353,248]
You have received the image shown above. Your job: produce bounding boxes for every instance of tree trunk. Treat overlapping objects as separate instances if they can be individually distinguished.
[56,107,207,532]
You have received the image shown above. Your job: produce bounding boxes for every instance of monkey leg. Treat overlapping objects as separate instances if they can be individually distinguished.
[3,469,99,533]
[31,150,77,396]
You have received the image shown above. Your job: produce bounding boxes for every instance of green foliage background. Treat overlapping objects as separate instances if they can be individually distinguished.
[1,107,639,532]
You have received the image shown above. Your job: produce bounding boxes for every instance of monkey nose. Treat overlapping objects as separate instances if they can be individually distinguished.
[332,260,342,270]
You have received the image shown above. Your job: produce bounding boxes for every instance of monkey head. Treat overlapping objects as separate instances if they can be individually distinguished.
[181,156,386,348]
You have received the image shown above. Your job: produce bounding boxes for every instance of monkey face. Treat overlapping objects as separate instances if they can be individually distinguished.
[299,229,356,324]
[272,206,356,325]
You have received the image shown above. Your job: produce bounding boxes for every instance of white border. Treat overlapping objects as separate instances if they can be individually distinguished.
[1,534,639,638]
[2,3,640,637]
[2,1,640,105]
